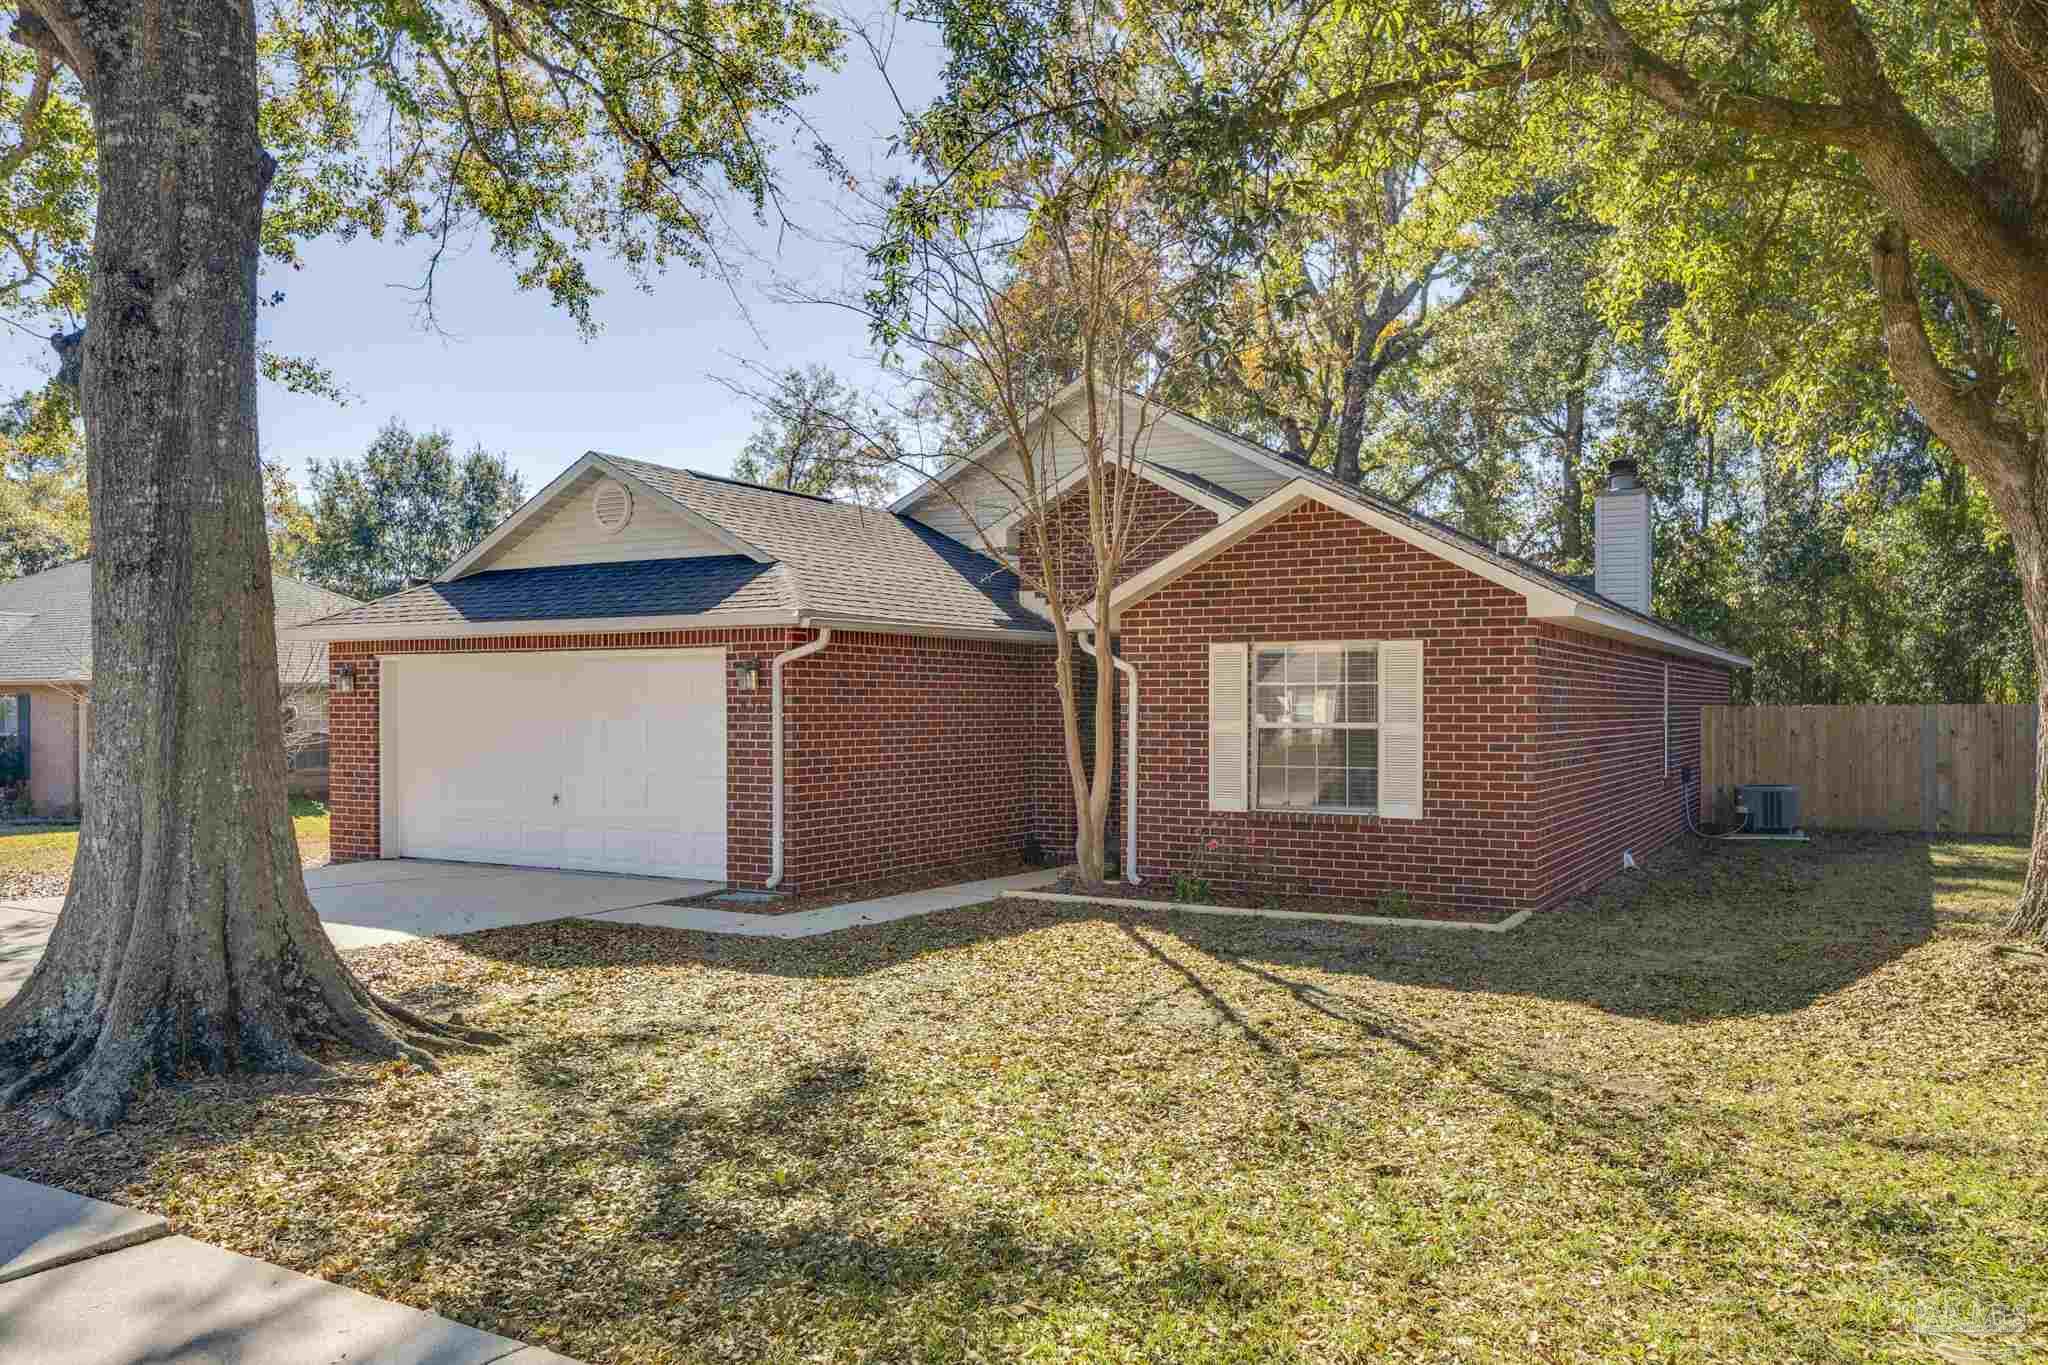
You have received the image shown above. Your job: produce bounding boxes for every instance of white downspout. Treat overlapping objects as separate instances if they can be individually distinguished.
[767,626,832,889]
[1078,631,1139,884]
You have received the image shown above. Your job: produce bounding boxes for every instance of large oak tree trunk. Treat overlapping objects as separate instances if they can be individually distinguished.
[0,0,483,1128]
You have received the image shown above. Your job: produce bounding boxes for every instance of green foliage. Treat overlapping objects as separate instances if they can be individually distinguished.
[1171,872,1212,904]
[295,419,526,600]
[0,0,845,366]
[0,385,87,580]
[730,365,899,504]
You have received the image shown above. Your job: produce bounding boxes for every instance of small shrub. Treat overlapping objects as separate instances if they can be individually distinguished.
[1376,888,1413,918]
[1172,873,1213,905]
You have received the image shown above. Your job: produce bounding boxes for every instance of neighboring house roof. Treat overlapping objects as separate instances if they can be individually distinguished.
[292,454,1049,641]
[0,559,358,687]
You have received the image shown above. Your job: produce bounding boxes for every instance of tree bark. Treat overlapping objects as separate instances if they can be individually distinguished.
[0,0,487,1127]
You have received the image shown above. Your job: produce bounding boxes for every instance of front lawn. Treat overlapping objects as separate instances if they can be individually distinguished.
[3,835,2044,1363]
[0,796,330,899]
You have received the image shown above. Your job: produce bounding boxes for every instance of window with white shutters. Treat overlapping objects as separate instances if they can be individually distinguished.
[1221,639,1424,818]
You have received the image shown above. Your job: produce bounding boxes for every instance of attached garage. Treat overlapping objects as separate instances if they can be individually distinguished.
[380,649,727,879]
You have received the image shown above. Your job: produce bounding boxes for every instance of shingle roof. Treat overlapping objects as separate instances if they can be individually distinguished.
[598,457,1047,634]
[291,455,1049,639]
[297,556,794,630]
[0,560,358,686]
[1162,409,1745,662]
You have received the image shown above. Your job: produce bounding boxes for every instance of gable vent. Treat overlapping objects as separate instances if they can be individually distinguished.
[591,479,633,534]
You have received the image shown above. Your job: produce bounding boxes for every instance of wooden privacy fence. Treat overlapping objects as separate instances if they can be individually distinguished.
[1699,704,2040,835]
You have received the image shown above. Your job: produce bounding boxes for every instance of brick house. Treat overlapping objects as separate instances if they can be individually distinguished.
[290,382,1748,914]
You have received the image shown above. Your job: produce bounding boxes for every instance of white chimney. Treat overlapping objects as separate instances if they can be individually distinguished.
[1594,459,1652,614]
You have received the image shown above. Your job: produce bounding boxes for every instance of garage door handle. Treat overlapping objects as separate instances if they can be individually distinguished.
[551,793,561,805]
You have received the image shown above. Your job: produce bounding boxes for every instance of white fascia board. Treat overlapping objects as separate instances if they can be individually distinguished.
[982,459,1242,540]
[437,452,608,581]
[587,453,772,565]
[798,614,1055,644]
[1081,479,1751,668]
[285,609,799,642]
[1529,600,1753,669]
[887,377,1094,515]
[439,452,772,581]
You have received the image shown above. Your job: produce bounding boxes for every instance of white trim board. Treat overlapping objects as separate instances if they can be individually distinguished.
[1080,480,1751,669]
[290,609,799,642]
[440,452,771,581]
[1011,889,1533,933]
[979,458,1243,538]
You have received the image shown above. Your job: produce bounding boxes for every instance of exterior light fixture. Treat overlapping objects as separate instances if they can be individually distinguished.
[734,660,761,692]
[334,663,356,694]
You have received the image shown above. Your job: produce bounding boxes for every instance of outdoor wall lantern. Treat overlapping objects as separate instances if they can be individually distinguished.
[334,663,356,694]
[734,660,762,691]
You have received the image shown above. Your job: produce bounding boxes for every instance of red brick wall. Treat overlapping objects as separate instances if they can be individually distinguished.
[779,631,1048,888]
[1118,502,1544,914]
[1014,467,1219,603]
[327,628,794,881]
[1115,500,1738,914]
[1529,627,1732,907]
[327,626,1051,894]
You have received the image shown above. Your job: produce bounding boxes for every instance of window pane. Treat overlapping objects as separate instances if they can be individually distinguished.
[1254,685,1287,724]
[1348,767,1379,808]
[1257,767,1287,808]
[1285,649,1317,683]
[1255,650,1287,685]
[1317,771,1348,808]
[1346,648,1377,683]
[1285,729,1320,767]
[1315,649,1343,683]
[1256,730,1286,764]
[1289,687,1317,723]
[1287,767,1318,807]
[1348,684,1377,724]
[1346,729,1379,768]
[1310,685,1341,723]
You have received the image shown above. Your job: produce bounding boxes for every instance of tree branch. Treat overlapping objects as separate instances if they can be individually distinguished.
[1868,224,2029,492]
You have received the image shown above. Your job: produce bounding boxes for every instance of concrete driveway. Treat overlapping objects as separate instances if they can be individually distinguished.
[0,860,718,1003]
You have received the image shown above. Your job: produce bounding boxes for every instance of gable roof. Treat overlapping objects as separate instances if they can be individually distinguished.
[0,560,360,686]
[1091,476,1752,668]
[292,454,1051,642]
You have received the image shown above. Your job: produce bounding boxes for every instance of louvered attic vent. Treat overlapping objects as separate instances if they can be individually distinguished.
[591,479,633,534]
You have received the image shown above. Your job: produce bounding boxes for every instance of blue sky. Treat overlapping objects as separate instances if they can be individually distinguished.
[0,8,940,499]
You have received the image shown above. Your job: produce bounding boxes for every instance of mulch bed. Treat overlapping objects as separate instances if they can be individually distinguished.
[658,853,1045,916]
[1043,874,1523,925]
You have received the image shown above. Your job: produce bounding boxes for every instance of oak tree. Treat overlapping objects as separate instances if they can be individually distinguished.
[0,0,842,1124]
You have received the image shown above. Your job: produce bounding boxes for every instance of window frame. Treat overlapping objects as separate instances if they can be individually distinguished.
[1249,639,1384,817]
[0,695,17,739]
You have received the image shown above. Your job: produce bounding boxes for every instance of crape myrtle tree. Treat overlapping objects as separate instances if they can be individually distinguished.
[0,0,842,1125]
[890,0,2048,945]
[805,150,1218,885]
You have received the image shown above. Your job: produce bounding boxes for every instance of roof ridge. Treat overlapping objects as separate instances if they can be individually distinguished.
[683,468,839,504]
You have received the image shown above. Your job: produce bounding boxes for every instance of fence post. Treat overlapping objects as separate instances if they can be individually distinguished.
[1920,705,1938,833]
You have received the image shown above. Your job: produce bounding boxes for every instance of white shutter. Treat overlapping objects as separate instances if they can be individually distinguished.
[1377,640,1424,819]
[1207,642,1249,812]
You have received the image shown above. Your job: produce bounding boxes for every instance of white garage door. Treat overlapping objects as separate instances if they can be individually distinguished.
[383,649,726,878]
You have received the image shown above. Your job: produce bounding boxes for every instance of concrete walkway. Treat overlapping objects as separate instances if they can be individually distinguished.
[0,1175,581,1363]
[0,862,1066,1003]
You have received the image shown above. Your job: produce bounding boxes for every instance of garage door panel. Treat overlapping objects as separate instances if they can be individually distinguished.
[387,650,726,879]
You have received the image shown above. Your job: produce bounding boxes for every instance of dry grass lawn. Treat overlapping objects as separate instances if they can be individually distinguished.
[0,797,330,898]
[3,834,2045,1363]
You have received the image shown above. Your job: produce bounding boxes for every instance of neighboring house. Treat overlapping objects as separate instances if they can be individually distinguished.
[290,383,1750,914]
[0,560,359,815]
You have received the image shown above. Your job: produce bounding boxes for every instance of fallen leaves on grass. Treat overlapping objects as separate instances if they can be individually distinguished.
[3,835,2045,1364]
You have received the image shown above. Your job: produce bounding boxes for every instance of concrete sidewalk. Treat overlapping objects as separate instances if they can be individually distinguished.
[0,1174,581,1364]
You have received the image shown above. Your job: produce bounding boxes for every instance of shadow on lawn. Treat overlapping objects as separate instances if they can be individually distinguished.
[443,831,1947,1024]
